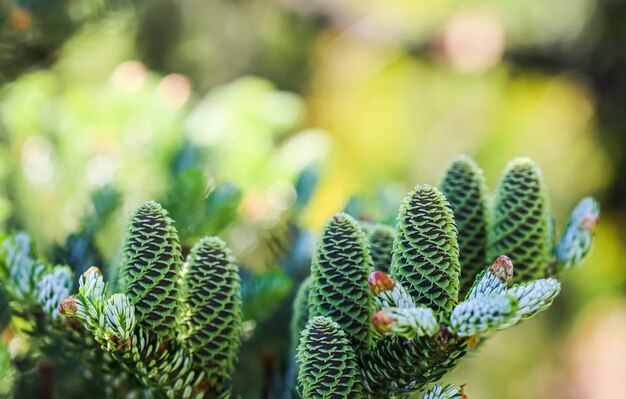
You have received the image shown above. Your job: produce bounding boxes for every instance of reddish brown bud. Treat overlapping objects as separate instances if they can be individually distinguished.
[466,335,479,349]
[368,271,395,295]
[460,384,469,399]
[83,266,102,278]
[490,256,513,283]
[59,295,77,318]
[579,214,598,232]
[372,309,395,334]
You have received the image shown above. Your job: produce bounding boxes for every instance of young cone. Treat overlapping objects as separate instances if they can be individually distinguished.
[182,237,242,390]
[119,201,183,338]
[291,276,312,353]
[365,224,396,273]
[390,185,461,315]
[488,158,552,283]
[308,213,374,353]
[296,316,362,398]
[439,155,489,297]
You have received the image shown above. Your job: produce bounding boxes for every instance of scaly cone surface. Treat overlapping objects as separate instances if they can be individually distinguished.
[291,276,312,353]
[308,213,374,353]
[389,185,460,315]
[182,237,242,390]
[362,331,467,395]
[365,223,396,273]
[119,201,182,338]
[297,316,363,398]
[488,158,552,283]
[439,155,489,298]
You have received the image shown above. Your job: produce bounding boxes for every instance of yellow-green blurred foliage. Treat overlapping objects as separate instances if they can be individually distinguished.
[0,15,330,262]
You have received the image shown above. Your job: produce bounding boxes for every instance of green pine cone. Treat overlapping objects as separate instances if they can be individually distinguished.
[439,155,489,298]
[182,237,242,389]
[389,185,461,315]
[119,201,183,338]
[488,158,552,283]
[308,213,374,353]
[291,276,312,354]
[365,224,396,272]
[296,316,363,398]
[362,332,467,395]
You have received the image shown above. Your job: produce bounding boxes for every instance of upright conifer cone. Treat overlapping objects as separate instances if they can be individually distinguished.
[308,213,374,353]
[119,201,182,338]
[389,185,460,315]
[365,224,396,273]
[439,155,489,297]
[488,158,552,283]
[291,276,312,353]
[182,237,242,389]
[297,316,363,398]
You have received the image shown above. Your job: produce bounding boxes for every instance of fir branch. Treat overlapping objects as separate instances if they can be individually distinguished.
[372,307,439,339]
[450,294,518,337]
[1,232,47,304]
[465,256,513,301]
[37,266,73,321]
[62,203,244,398]
[554,197,600,273]
[422,384,465,399]
[498,278,561,329]
[368,271,415,309]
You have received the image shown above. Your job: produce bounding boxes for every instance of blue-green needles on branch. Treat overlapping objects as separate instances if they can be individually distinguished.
[60,202,243,398]
[0,155,599,398]
[293,156,599,398]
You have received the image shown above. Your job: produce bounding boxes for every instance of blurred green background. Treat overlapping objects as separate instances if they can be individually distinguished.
[0,0,625,398]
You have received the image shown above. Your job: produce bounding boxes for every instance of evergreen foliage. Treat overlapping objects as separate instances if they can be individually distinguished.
[59,202,244,398]
[292,156,599,398]
[422,384,465,399]
[554,197,600,273]
[0,156,600,398]
[450,294,518,337]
